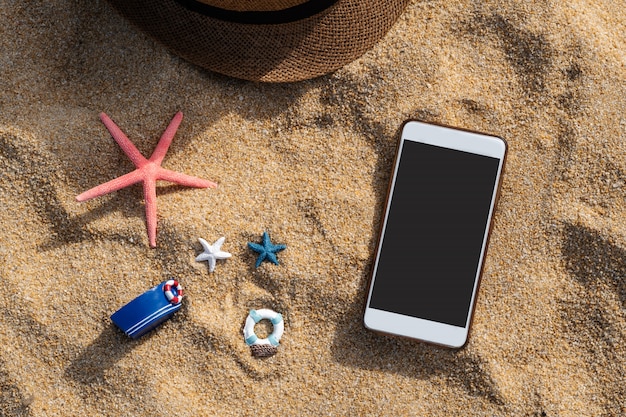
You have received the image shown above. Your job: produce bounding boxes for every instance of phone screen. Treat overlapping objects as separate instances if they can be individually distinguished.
[368,140,501,327]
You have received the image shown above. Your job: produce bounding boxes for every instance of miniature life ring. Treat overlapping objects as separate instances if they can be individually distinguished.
[243,309,284,347]
[163,279,183,305]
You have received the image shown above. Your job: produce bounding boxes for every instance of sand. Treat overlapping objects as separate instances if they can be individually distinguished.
[1,1,625,416]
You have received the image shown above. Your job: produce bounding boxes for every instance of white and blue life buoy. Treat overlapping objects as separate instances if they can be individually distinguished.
[243,309,284,357]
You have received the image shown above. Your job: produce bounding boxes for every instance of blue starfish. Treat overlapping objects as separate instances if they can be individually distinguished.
[248,232,286,268]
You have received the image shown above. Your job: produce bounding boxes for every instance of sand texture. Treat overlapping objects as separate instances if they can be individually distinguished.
[1,1,625,416]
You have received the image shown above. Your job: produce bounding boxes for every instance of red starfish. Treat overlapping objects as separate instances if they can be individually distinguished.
[76,112,217,247]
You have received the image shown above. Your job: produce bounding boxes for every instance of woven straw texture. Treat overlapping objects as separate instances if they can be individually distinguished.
[107,0,410,82]
[196,0,309,12]
[250,344,279,357]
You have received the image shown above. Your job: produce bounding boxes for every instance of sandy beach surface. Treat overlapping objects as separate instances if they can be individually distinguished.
[1,1,624,416]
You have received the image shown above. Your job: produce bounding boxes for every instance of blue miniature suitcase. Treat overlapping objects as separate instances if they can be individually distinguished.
[110,280,183,339]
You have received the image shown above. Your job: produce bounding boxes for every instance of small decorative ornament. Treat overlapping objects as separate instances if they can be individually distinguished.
[243,309,284,357]
[162,279,184,304]
[76,112,217,247]
[195,237,232,272]
[247,232,286,268]
[110,280,184,339]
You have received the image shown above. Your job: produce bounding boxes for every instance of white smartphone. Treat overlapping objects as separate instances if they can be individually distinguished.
[363,121,507,348]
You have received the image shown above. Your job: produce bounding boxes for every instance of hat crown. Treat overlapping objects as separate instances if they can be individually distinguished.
[195,0,309,12]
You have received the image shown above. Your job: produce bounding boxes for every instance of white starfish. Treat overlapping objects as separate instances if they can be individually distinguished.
[195,237,232,272]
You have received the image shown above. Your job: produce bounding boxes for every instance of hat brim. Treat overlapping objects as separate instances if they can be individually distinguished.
[107,0,410,82]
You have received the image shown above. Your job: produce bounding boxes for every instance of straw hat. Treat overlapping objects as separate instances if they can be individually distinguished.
[107,0,410,82]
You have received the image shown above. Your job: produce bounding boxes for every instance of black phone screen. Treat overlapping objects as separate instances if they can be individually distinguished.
[369,140,501,327]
